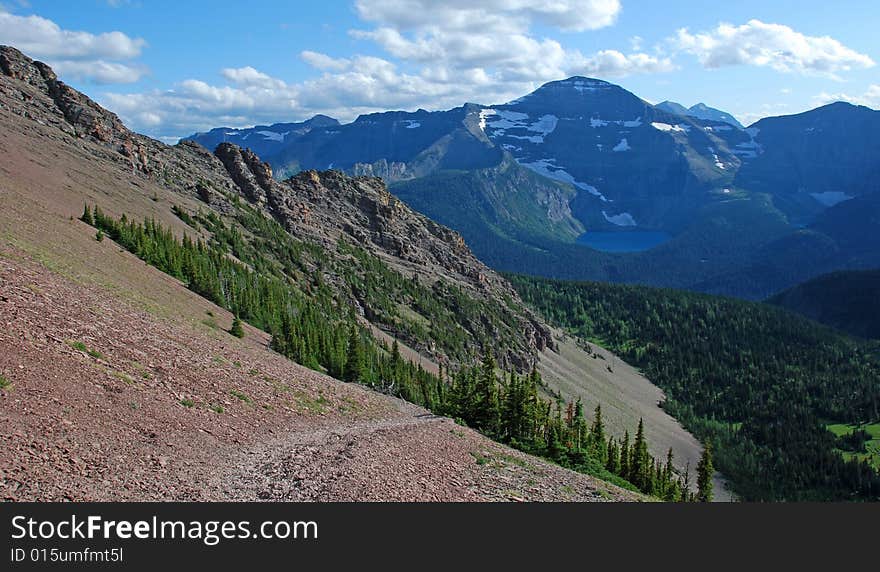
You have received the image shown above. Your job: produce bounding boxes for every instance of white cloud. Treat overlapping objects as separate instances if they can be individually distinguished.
[98,0,674,140]
[51,60,147,84]
[568,50,674,77]
[672,19,874,77]
[0,11,147,83]
[354,0,621,33]
[300,50,351,72]
[221,66,286,90]
[814,84,880,108]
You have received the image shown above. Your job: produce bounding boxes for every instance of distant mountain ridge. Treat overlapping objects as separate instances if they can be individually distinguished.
[182,76,880,301]
[768,269,880,339]
[656,101,744,129]
[186,115,339,165]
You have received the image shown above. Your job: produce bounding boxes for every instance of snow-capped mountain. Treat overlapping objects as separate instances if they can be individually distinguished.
[476,77,749,228]
[185,79,880,300]
[655,101,744,129]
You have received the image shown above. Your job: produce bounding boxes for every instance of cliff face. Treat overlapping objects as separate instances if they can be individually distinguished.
[0,44,552,369]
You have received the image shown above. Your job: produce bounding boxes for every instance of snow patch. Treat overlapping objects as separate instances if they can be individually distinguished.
[528,114,558,136]
[507,134,545,143]
[602,211,637,226]
[651,122,689,133]
[402,120,421,129]
[590,116,641,128]
[478,108,497,131]
[810,191,853,207]
[257,130,284,141]
[612,138,630,152]
[520,158,608,202]
[483,110,557,142]
[704,125,732,132]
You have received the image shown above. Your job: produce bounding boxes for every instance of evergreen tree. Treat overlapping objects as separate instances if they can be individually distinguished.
[696,441,714,502]
[473,351,501,435]
[605,438,619,474]
[230,315,244,338]
[630,418,649,491]
[344,326,366,383]
[589,404,607,463]
[619,430,630,480]
[81,204,94,226]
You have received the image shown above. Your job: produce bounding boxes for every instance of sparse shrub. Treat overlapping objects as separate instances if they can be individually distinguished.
[180,398,195,408]
[95,229,104,242]
[210,404,224,414]
[69,340,88,352]
[0,375,11,390]
[230,390,251,404]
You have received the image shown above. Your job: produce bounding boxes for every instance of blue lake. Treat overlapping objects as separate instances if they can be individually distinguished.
[576,231,672,253]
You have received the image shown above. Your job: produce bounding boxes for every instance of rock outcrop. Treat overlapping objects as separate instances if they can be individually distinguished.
[0,44,554,368]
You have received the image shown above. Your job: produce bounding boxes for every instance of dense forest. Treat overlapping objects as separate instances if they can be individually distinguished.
[509,275,880,501]
[82,204,713,501]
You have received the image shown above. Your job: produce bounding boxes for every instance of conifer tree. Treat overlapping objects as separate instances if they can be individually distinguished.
[344,326,365,383]
[606,438,619,474]
[230,315,244,338]
[630,418,648,490]
[619,430,630,480]
[81,204,94,226]
[696,441,714,502]
[589,404,607,463]
[473,351,500,435]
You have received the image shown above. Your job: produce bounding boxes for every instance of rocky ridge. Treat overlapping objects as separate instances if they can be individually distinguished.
[0,44,552,367]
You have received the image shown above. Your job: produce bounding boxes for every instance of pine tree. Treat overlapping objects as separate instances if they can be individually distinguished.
[696,441,714,502]
[230,315,244,338]
[605,438,619,474]
[630,418,648,491]
[473,351,500,435]
[344,326,365,383]
[589,404,607,463]
[81,204,94,226]
[619,430,630,480]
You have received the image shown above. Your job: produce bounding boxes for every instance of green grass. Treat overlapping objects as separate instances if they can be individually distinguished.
[470,451,490,466]
[230,389,252,404]
[290,390,330,414]
[111,371,134,384]
[0,374,11,390]
[68,340,104,360]
[210,404,224,414]
[827,422,880,470]
[180,398,195,408]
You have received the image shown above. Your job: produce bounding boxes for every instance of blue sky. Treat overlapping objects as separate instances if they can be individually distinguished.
[1,0,877,142]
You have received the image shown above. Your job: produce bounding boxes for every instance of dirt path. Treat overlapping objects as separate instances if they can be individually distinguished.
[0,241,639,502]
[214,396,639,502]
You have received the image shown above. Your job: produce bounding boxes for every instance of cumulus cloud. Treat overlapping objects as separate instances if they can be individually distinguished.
[814,84,880,108]
[0,10,147,83]
[672,19,874,77]
[100,0,674,140]
[568,50,674,77]
[354,0,621,32]
[221,66,287,90]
